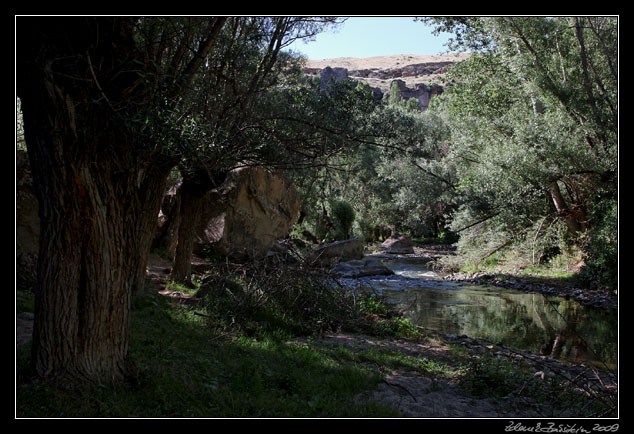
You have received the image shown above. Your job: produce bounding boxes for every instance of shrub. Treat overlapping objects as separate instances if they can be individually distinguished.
[330,200,356,240]
[579,201,618,291]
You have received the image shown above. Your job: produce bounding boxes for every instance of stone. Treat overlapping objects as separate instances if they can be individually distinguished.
[16,150,39,258]
[307,238,364,267]
[330,259,394,278]
[379,233,415,254]
[195,166,300,260]
[319,66,349,92]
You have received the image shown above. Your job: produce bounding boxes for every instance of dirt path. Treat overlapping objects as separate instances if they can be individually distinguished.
[290,333,537,417]
[290,332,617,418]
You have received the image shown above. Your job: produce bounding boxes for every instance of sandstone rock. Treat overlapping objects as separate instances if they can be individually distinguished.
[379,233,414,254]
[195,166,300,260]
[304,56,459,111]
[330,258,394,278]
[307,238,364,267]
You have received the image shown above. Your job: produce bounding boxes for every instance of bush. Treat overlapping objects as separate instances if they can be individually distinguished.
[196,263,358,337]
[330,200,356,240]
[579,201,618,291]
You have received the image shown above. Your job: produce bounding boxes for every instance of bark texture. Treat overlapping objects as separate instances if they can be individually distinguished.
[17,17,173,383]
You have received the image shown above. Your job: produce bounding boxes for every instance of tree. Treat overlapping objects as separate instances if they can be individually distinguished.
[15,16,344,384]
[388,80,403,106]
[424,17,617,287]
[165,17,368,283]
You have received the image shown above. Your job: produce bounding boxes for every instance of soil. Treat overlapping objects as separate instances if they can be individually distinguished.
[291,333,539,418]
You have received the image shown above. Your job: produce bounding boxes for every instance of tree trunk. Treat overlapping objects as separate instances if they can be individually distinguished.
[17,17,174,384]
[549,181,585,236]
[170,180,208,284]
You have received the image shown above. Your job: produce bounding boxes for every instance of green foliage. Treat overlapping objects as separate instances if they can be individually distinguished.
[330,200,356,240]
[356,294,421,339]
[423,17,618,289]
[404,97,421,112]
[579,199,618,290]
[196,265,356,337]
[388,80,403,106]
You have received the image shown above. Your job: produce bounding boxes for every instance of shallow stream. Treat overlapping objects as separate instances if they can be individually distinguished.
[345,256,618,372]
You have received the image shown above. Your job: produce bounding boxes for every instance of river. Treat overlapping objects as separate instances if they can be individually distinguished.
[342,255,618,373]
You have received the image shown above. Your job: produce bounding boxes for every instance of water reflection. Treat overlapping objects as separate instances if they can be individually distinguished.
[355,258,617,371]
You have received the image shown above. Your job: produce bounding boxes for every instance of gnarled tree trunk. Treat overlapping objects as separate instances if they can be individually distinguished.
[17,17,174,384]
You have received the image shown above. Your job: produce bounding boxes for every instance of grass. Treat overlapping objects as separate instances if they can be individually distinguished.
[16,274,412,418]
[433,244,588,287]
[16,261,614,418]
[461,354,616,417]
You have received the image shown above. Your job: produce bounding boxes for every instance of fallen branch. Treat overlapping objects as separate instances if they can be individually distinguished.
[480,238,514,262]
[383,379,418,402]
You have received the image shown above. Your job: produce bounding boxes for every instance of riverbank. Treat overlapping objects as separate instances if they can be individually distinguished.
[368,244,617,310]
[16,252,617,418]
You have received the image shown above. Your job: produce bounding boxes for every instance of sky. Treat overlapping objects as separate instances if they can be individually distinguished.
[284,17,454,59]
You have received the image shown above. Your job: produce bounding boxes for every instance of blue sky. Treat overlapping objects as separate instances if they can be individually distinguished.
[285,17,454,59]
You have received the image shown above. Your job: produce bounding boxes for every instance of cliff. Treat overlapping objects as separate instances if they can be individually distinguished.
[303,53,469,111]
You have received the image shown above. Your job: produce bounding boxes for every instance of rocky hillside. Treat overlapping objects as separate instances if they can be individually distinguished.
[304,53,470,111]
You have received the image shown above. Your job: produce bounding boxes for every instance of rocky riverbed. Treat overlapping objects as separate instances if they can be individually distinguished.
[443,271,617,310]
[367,244,618,310]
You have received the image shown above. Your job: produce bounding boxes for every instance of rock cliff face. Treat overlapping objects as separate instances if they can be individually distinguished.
[304,53,469,111]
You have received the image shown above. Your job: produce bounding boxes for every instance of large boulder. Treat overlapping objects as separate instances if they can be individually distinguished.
[195,166,300,260]
[307,238,364,267]
[330,259,394,278]
[378,233,414,254]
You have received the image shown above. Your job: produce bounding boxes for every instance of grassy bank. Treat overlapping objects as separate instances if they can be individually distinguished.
[16,263,428,418]
[17,290,396,417]
[15,260,616,418]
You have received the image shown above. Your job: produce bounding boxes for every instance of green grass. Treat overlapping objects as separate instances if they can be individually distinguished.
[17,262,612,417]
[16,289,403,418]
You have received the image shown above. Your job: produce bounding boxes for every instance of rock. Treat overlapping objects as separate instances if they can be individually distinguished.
[319,66,349,92]
[196,166,300,260]
[16,150,40,292]
[379,233,414,254]
[265,241,299,265]
[330,259,394,278]
[16,150,39,258]
[307,239,365,267]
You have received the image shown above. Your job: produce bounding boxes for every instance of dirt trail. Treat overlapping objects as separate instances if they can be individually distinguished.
[290,333,542,418]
